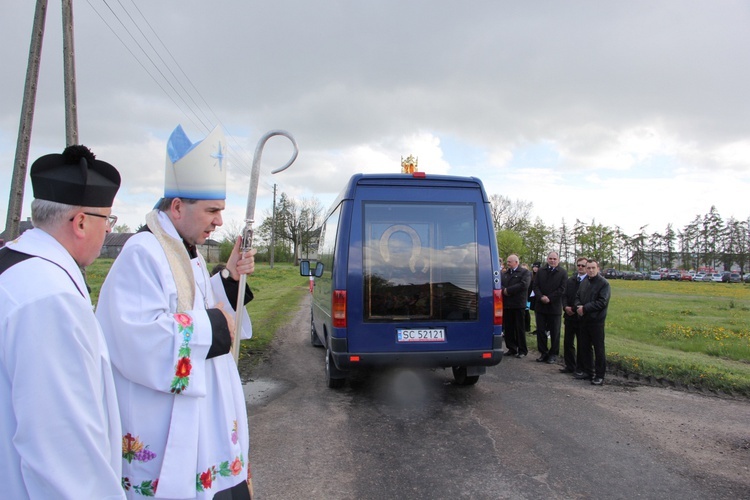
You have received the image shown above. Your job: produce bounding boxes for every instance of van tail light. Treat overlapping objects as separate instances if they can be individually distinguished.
[332,290,347,328]
[493,289,503,326]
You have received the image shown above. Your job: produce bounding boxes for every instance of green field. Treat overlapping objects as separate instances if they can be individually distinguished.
[602,279,750,396]
[88,260,750,396]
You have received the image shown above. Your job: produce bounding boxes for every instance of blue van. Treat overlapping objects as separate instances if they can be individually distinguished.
[300,172,504,387]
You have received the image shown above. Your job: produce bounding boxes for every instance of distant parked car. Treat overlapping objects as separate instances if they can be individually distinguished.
[632,271,645,280]
[729,273,742,283]
[649,271,662,280]
[604,268,623,279]
[667,270,681,280]
[693,272,708,282]
[710,273,723,282]
[679,272,693,281]
[744,273,750,283]
[721,271,731,282]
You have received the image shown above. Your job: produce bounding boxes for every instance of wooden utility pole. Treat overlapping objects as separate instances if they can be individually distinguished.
[4,0,48,241]
[62,0,79,146]
[4,0,79,240]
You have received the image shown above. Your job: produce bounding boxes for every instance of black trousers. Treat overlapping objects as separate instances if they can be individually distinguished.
[563,315,581,371]
[579,320,606,378]
[503,308,527,355]
[535,311,561,358]
[214,480,252,500]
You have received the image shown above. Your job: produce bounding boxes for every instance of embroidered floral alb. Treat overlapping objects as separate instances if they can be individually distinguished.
[171,312,194,393]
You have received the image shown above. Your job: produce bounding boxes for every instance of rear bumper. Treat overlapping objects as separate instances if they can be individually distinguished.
[330,334,504,371]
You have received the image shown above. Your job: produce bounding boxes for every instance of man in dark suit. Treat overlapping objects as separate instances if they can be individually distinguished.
[533,251,567,363]
[575,260,611,386]
[561,257,588,373]
[501,254,532,358]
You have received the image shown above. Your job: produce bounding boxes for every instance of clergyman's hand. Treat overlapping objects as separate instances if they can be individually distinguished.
[226,236,256,280]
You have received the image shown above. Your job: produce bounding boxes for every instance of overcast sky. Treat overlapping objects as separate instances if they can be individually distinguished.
[2,1,750,241]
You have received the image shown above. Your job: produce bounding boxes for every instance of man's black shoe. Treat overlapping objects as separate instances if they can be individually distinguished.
[504,350,517,356]
[591,378,604,386]
[559,367,574,373]
[536,355,547,362]
[515,353,526,358]
[546,356,557,364]
[573,372,592,380]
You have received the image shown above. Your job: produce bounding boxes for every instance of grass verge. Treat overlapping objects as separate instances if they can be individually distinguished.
[236,264,309,368]
[606,280,750,397]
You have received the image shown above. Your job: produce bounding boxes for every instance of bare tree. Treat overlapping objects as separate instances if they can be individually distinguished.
[217,219,244,243]
[258,193,325,264]
[489,194,533,233]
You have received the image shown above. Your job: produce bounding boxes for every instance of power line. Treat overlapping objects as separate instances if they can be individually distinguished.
[86,0,204,133]
[86,0,279,179]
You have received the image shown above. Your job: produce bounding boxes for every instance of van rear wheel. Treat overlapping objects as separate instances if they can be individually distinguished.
[452,366,480,386]
[325,345,346,388]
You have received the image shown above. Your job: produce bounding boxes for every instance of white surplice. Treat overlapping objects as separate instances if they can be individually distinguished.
[96,212,251,499]
[0,228,123,499]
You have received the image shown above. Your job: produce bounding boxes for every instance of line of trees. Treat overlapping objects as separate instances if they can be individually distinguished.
[493,196,750,273]
[197,191,749,273]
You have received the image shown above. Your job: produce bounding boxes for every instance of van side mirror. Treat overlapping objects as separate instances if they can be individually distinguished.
[300,260,325,277]
[300,260,311,276]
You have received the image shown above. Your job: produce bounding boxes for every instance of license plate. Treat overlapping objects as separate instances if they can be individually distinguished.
[397,328,445,342]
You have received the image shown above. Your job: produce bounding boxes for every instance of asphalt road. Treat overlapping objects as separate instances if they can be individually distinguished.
[245,295,750,500]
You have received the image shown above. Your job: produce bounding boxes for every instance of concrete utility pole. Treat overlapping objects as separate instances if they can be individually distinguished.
[62,0,79,146]
[4,0,48,241]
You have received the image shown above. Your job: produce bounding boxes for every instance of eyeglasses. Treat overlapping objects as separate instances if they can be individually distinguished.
[577,264,587,267]
[70,212,118,229]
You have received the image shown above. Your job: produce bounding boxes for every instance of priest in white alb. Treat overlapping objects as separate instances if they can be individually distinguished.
[97,125,255,499]
[0,146,124,498]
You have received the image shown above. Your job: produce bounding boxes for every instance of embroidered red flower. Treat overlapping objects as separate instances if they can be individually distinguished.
[175,313,193,327]
[176,357,192,377]
[230,458,243,476]
[200,469,213,489]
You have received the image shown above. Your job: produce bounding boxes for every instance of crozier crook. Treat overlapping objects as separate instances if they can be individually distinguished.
[233,130,299,362]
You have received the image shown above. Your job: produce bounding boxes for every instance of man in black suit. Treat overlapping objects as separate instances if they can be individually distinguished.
[575,260,611,386]
[533,251,567,363]
[561,257,588,373]
[501,254,532,358]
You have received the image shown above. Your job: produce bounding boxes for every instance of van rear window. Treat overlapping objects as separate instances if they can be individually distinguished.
[363,202,478,322]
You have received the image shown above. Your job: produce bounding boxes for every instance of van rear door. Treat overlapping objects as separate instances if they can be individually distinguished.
[345,179,497,356]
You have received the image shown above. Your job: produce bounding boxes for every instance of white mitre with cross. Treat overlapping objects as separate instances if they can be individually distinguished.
[164,125,227,200]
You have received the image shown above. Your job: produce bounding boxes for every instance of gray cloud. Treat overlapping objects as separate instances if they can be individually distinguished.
[2,1,750,235]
